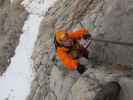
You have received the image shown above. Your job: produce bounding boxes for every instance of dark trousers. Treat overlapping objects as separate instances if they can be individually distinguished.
[78,47,89,59]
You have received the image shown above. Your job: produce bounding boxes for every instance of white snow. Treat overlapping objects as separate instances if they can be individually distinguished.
[0,0,57,100]
[22,0,57,16]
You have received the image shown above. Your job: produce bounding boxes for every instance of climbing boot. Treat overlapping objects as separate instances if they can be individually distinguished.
[77,64,86,74]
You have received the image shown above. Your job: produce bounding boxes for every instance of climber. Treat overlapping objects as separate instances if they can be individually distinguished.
[55,28,91,74]
[94,81,121,100]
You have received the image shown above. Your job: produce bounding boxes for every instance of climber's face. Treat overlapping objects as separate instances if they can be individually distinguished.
[62,35,73,48]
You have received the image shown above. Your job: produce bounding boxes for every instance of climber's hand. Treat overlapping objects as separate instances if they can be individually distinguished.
[77,64,86,74]
[84,33,91,40]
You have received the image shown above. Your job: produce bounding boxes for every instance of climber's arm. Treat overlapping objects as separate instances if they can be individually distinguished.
[67,28,90,39]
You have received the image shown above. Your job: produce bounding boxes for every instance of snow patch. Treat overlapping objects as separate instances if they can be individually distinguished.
[0,14,43,100]
[0,0,57,99]
[22,0,57,16]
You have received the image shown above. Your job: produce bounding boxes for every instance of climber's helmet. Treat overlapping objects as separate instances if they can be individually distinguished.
[56,31,66,44]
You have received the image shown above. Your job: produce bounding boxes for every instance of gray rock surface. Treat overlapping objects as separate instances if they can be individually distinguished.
[26,0,133,100]
[92,0,133,65]
[0,0,28,75]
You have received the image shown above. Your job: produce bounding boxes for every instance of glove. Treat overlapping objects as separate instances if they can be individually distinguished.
[84,33,91,40]
[77,64,86,74]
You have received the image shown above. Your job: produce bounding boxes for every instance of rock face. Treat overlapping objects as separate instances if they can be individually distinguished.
[92,0,133,65]
[0,0,28,75]
[27,0,133,100]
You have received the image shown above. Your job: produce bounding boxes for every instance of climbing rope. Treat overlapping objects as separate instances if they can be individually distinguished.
[91,38,133,47]
[76,19,133,47]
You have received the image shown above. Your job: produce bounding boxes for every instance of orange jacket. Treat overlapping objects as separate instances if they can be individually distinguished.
[56,28,89,70]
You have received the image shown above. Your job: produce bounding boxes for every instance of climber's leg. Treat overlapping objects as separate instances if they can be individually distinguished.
[78,47,89,59]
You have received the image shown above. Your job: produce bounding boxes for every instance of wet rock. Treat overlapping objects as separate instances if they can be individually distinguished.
[118,77,133,100]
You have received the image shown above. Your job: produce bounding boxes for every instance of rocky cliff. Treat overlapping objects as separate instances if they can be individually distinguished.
[26,0,133,100]
[0,0,28,75]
